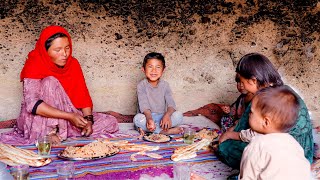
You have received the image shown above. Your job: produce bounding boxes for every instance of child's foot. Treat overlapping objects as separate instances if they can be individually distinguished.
[137,127,145,139]
[160,127,184,135]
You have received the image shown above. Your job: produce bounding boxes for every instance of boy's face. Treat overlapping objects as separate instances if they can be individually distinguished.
[249,98,266,134]
[239,75,258,94]
[142,58,165,85]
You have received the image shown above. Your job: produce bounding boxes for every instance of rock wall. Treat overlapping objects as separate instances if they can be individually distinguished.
[0,0,319,125]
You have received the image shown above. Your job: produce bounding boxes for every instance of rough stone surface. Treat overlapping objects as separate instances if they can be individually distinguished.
[0,0,319,125]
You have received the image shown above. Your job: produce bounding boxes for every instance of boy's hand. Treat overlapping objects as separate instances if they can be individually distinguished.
[147,119,156,132]
[160,114,172,131]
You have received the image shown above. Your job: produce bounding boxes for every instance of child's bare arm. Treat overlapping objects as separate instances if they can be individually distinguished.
[219,131,241,144]
[160,107,175,131]
[143,110,156,132]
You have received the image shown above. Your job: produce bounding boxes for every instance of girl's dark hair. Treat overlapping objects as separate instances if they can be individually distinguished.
[45,33,68,51]
[143,52,166,68]
[236,53,283,88]
[253,86,300,132]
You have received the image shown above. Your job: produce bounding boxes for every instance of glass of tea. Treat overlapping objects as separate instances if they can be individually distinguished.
[37,135,52,157]
[183,128,195,144]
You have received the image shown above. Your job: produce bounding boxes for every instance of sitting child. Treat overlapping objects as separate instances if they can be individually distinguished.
[133,52,183,135]
[239,86,311,179]
[220,74,254,132]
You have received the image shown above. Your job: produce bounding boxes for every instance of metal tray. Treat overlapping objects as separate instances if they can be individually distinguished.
[143,133,172,143]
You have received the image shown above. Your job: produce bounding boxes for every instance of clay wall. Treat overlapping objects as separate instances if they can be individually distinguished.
[0,0,319,124]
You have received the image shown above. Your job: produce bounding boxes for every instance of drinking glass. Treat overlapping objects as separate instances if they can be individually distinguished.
[56,161,75,180]
[37,135,52,156]
[10,164,29,180]
[183,128,195,144]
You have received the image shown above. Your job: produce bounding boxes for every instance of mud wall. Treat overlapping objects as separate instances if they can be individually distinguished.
[0,0,319,124]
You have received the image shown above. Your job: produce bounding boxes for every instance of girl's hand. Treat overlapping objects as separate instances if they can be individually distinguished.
[68,113,88,128]
[147,119,156,132]
[81,121,93,137]
[219,131,230,144]
[160,114,172,131]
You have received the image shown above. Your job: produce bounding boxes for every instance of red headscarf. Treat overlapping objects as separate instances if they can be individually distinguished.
[20,25,93,108]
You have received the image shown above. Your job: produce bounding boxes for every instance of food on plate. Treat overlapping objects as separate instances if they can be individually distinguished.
[195,129,219,141]
[171,139,211,161]
[143,133,171,143]
[0,143,51,167]
[60,140,119,159]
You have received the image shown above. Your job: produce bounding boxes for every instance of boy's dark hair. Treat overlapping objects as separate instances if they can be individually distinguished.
[45,33,68,51]
[236,53,284,88]
[254,86,300,132]
[143,52,166,69]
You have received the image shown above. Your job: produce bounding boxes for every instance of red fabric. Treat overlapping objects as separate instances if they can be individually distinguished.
[20,25,92,108]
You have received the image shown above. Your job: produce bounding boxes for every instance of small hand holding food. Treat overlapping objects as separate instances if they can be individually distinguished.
[160,114,172,131]
[147,119,156,132]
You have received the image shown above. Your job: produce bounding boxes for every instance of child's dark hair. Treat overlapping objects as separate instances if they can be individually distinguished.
[143,52,166,69]
[253,86,299,132]
[45,33,68,51]
[236,53,283,88]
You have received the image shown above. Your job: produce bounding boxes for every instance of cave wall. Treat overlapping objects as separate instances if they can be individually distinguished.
[0,0,319,125]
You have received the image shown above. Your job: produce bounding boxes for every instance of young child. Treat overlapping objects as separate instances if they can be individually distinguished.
[217,53,313,169]
[133,52,183,135]
[239,86,311,179]
[220,74,254,132]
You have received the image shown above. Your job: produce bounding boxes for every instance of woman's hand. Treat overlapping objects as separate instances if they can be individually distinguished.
[81,121,93,137]
[68,113,88,128]
[147,119,156,132]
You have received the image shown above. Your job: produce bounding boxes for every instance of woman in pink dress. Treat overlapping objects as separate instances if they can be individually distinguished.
[0,26,119,145]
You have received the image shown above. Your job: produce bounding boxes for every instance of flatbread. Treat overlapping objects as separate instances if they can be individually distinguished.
[0,143,51,167]
[130,151,163,161]
[171,139,211,161]
[105,140,159,151]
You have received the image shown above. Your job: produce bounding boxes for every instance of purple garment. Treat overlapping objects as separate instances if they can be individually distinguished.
[0,77,119,145]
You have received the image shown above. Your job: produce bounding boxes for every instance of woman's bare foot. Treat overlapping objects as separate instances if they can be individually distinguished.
[160,127,184,135]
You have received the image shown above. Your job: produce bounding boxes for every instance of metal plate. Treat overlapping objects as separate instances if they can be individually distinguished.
[143,133,172,143]
[57,148,119,161]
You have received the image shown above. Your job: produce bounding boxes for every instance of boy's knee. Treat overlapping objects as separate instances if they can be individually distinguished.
[133,113,146,124]
[171,111,183,125]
